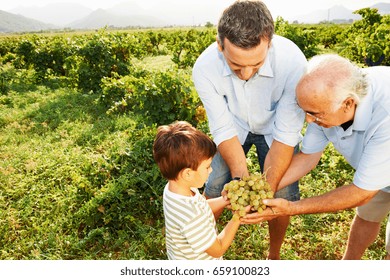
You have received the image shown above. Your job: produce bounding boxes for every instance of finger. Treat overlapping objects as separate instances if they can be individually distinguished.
[262,199,273,206]
[262,198,283,207]
[240,216,270,224]
[243,212,260,219]
[221,190,228,200]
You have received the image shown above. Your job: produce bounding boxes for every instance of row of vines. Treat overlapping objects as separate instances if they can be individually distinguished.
[1,8,390,123]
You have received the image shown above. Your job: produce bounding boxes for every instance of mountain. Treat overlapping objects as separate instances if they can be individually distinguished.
[372,2,390,14]
[2,1,390,33]
[290,5,361,23]
[106,2,145,17]
[9,3,93,26]
[6,0,225,29]
[67,8,167,29]
[96,1,219,27]
[289,2,390,23]
[0,10,56,33]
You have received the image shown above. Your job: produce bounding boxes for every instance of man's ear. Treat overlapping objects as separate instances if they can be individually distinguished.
[344,97,356,112]
[217,36,223,52]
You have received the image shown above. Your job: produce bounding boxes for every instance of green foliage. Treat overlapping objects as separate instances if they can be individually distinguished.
[166,28,216,68]
[66,31,133,93]
[143,30,169,55]
[275,17,320,58]
[2,29,171,93]
[74,124,165,257]
[0,36,18,57]
[315,24,348,49]
[0,83,166,259]
[338,8,390,66]
[0,67,9,95]
[101,67,203,126]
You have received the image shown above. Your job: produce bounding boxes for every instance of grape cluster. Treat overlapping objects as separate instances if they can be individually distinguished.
[224,173,274,220]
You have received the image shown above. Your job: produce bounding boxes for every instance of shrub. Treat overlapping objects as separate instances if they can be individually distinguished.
[101,67,203,126]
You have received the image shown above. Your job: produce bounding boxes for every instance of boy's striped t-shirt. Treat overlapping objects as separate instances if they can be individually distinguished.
[163,184,221,260]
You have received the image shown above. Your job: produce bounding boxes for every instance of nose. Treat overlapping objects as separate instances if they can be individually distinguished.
[306,114,315,123]
[305,113,318,123]
[240,67,255,80]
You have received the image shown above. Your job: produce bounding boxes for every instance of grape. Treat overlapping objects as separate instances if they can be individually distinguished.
[224,173,274,217]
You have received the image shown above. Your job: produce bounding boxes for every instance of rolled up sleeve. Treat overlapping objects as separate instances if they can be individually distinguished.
[193,58,237,146]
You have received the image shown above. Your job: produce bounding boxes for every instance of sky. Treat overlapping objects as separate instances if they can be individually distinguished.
[1,0,389,20]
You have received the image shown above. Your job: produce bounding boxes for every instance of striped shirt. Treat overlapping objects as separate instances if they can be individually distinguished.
[163,184,221,260]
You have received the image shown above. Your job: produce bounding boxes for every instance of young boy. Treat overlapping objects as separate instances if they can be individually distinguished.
[153,121,248,260]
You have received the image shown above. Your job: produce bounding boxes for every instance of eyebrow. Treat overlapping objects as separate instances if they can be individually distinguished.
[305,110,320,116]
[229,59,264,68]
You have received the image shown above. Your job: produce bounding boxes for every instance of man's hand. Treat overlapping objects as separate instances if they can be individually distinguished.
[240,198,292,224]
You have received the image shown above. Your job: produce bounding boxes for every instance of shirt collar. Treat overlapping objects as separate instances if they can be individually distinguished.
[352,86,372,131]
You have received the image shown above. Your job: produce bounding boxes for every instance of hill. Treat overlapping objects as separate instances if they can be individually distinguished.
[288,2,390,23]
[372,2,390,13]
[291,5,360,23]
[0,10,56,33]
[67,8,167,29]
[9,3,92,26]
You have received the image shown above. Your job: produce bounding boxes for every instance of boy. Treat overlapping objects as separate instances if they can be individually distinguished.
[153,121,248,260]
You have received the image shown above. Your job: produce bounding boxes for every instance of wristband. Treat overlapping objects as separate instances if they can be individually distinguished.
[232,177,241,181]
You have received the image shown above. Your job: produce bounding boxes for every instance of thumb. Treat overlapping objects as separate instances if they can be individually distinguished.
[262,198,277,207]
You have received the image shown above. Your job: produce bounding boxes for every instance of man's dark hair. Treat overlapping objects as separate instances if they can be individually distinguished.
[218,0,274,50]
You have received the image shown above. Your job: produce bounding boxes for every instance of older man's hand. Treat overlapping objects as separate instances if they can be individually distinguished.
[241,198,292,224]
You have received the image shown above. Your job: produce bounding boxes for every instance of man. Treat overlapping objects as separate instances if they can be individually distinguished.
[242,54,390,260]
[192,0,306,259]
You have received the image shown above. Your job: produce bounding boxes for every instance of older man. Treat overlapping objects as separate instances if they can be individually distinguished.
[192,0,306,259]
[242,54,390,260]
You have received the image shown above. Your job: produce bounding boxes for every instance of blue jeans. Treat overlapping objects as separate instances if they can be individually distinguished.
[204,133,300,201]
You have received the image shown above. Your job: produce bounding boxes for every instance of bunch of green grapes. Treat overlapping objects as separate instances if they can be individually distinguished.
[224,173,274,220]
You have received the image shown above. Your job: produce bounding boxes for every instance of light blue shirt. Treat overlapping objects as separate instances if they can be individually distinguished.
[192,35,306,148]
[302,67,390,192]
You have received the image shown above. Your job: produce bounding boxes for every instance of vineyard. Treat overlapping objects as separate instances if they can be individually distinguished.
[0,8,389,260]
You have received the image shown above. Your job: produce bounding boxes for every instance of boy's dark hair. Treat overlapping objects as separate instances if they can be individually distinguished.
[217,0,274,50]
[153,121,217,180]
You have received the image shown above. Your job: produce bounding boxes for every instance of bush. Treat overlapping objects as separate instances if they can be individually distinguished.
[101,67,204,126]
[338,8,390,66]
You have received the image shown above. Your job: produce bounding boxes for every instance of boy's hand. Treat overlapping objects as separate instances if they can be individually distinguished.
[221,185,231,209]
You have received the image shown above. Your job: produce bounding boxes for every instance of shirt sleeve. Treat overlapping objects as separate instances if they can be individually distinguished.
[273,66,306,147]
[301,123,330,154]
[271,38,307,147]
[353,116,390,191]
[192,58,237,146]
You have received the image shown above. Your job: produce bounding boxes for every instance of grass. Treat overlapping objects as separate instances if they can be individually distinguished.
[0,66,387,260]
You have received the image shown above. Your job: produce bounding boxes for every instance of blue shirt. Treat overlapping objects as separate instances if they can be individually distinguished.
[302,67,390,192]
[192,35,306,147]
